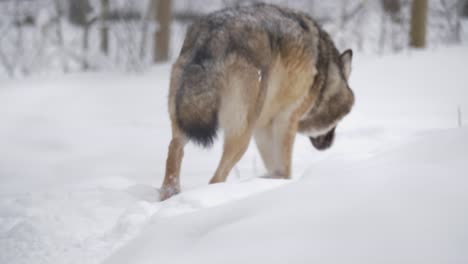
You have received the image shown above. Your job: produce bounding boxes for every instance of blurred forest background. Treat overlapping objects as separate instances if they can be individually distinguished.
[0,0,466,78]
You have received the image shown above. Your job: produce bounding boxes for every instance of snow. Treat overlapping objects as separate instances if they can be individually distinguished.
[1,46,468,264]
[106,128,468,264]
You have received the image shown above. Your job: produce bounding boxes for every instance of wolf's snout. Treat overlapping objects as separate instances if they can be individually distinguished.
[309,127,336,151]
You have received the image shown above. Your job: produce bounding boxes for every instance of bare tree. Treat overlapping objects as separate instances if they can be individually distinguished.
[462,0,468,17]
[0,0,465,78]
[410,0,428,48]
[379,0,407,53]
[101,0,110,55]
[68,0,92,26]
[382,0,402,22]
[54,0,69,73]
[334,1,367,51]
[140,0,154,60]
[153,0,172,62]
[439,0,462,43]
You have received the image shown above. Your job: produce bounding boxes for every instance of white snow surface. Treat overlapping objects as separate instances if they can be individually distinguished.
[1,46,468,264]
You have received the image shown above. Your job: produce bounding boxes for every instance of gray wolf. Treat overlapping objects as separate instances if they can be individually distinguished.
[160,3,355,200]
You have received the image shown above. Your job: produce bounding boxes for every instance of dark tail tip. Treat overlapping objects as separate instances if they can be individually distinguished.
[176,113,218,148]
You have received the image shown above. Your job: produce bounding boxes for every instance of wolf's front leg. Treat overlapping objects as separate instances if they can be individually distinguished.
[254,124,276,174]
[266,112,299,179]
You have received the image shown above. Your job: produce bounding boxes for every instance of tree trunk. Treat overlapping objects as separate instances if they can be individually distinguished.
[153,0,172,62]
[410,0,428,48]
[83,23,90,70]
[140,1,154,59]
[54,0,69,73]
[68,0,92,26]
[462,0,468,17]
[100,0,109,55]
[382,0,402,22]
[382,0,401,14]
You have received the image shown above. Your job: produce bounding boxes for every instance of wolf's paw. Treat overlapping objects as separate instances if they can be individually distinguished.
[159,185,180,201]
[261,171,290,180]
[208,176,225,185]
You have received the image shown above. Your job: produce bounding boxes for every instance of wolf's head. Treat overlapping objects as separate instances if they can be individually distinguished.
[298,49,355,151]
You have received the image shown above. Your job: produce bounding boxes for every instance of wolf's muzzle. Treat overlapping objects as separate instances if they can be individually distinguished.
[309,127,336,151]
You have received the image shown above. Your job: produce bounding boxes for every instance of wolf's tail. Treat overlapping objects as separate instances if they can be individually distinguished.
[175,64,220,147]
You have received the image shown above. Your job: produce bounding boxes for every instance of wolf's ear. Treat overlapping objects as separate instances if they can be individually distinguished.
[340,49,353,80]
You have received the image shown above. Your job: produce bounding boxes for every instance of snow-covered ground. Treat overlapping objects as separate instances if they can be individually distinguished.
[1,46,468,264]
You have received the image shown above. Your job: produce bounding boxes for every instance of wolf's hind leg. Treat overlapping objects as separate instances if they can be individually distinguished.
[209,58,263,184]
[209,129,252,184]
[160,124,187,201]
